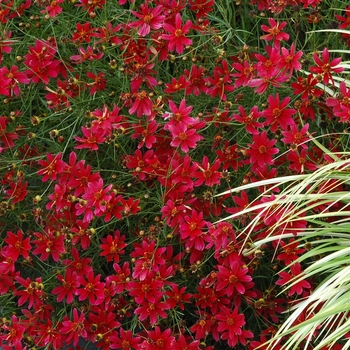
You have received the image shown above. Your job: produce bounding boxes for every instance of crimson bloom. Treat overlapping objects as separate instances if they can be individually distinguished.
[168,123,203,152]
[232,105,263,134]
[52,269,80,304]
[310,47,343,85]
[110,328,141,350]
[74,126,107,150]
[100,230,127,262]
[4,230,31,260]
[60,308,87,347]
[32,229,66,262]
[216,306,246,347]
[0,116,18,149]
[134,296,171,325]
[37,152,66,182]
[162,13,193,54]
[193,156,222,187]
[260,18,289,49]
[276,262,311,296]
[76,270,105,305]
[263,93,296,132]
[129,4,165,37]
[143,327,175,350]
[0,65,30,96]
[215,260,253,296]
[246,132,279,170]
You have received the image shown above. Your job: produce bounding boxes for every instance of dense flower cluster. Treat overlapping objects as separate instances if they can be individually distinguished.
[0,0,349,349]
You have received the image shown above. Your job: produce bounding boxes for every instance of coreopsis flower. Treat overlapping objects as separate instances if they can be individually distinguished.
[278,43,303,76]
[14,276,44,308]
[4,230,31,260]
[143,327,175,350]
[215,260,253,296]
[291,73,323,100]
[70,46,104,64]
[190,313,213,340]
[276,262,311,296]
[127,278,164,304]
[335,6,350,29]
[276,238,307,266]
[232,60,256,88]
[260,18,289,49]
[32,229,66,262]
[134,296,171,325]
[162,13,193,54]
[41,0,64,17]
[168,123,204,153]
[173,334,200,350]
[2,315,25,349]
[246,132,279,170]
[37,152,66,182]
[0,116,18,149]
[76,0,106,14]
[263,93,296,132]
[0,29,13,64]
[189,0,214,18]
[165,285,192,310]
[129,90,153,117]
[60,308,87,347]
[287,149,318,173]
[52,269,80,304]
[281,123,310,149]
[71,22,98,43]
[62,247,93,276]
[164,74,190,94]
[193,156,222,187]
[309,47,343,85]
[100,230,127,262]
[184,64,207,96]
[129,4,165,37]
[5,179,28,204]
[232,105,264,134]
[131,120,158,149]
[0,65,30,96]
[110,328,141,350]
[215,306,246,347]
[86,71,106,94]
[76,270,105,305]
[204,65,235,101]
[74,125,107,151]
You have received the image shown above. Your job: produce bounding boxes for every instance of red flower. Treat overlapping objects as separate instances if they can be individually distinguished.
[276,238,307,266]
[276,262,311,296]
[76,0,106,14]
[62,247,93,276]
[162,13,193,54]
[263,93,296,132]
[14,276,44,308]
[179,209,208,251]
[335,6,350,29]
[32,229,66,262]
[86,71,106,94]
[129,90,153,117]
[0,29,13,64]
[291,73,323,100]
[281,123,310,149]
[246,132,279,170]
[74,126,107,151]
[173,334,200,350]
[60,308,87,347]
[131,119,158,149]
[110,328,141,350]
[189,0,214,18]
[134,296,171,325]
[0,116,18,149]
[4,230,31,260]
[129,4,165,37]
[37,152,66,182]
[216,306,246,347]
[232,60,255,88]
[164,74,190,94]
[127,277,164,304]
[190,313,213,340]
[0,65,30,97]
[100,230,127,262]
[215,260,252,296]
[310,47,343,85]
[71,22,97,43]
[260,18,289,49]
[278,43,303,76]
[143,327,175,350]
[184,64,207,96]
[193,156,222,187]
[204,65,235,101]
[41,0,64,17]
[232,105,263,134]
[287,148,318,173]
[52,268,80,304]
[76,270,105,305]
[165,285,192,310]
[5,179,28,204]
[164,98,195,129]
[3,315,25,349]
[168,123,203,153]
